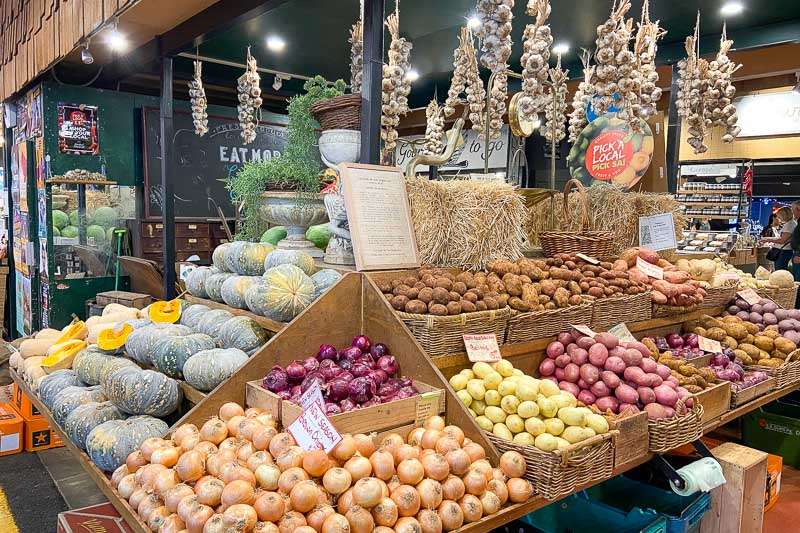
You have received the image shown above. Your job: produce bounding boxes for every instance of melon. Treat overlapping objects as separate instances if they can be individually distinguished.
[61,226,79,238]
[306,223,332,249]
[52,226,61,237]
[311,269,342,300]
[261,226,287,245]
[90,206,118,228]
[52,210,69,229]
[264,249,315,276]
[69,209,80,226]
[221,275,261,309]
[259,264,315,322]
[87,224,106,245]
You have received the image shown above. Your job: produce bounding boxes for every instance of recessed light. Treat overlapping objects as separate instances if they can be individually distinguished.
[720,2,744,16]
[266,36,286,52]
[552,43,570,55]
[107,29,127,51]
[467,16,481,30]
[405,69,420,82]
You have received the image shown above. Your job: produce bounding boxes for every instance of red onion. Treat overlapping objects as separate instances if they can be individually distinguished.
[277,390,292,400]
[301,373,325,392]
[361,398,381,407]
[682,334,699,349]
[351,362,372,378]
[319,361,342,381]
[337,371,354,383]
[376,356,398,375]
[395,386,418,399]
[318,344,338,361]
[352,335,372,352]
[327,380,351,402]
[339,398,357,412]
[290,385,302,396]
[367,370,388,386]
[264,366,289,393]
[665,333,684,349]
[370,343,390,358]
[286,361,306,382]
[338,358,354,371]
[378,381,400,396]
[348,377,376,404]
[325,403,342,416]
[303,357,320,374]
[339,346,362,360]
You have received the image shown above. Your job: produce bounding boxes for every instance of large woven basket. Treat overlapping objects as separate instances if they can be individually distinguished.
[647,398,704,453]
[539,179,615,259]
[309,93,361,130]
[487,431,615,500]
[756,283,799,309]
[590,291,652,331]
[396,307,511,357]
[651,302,700,319]
[746,350,800,389]
[701,283,738,309]
[506,302,593,344]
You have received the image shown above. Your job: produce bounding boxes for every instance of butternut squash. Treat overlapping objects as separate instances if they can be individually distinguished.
[102,303,133,316]
[86,309,139,327]
[35,328,62,339]
[54,320,89,345]
[19,337,57,358]
[97,324,134,351]
[42,339,87,373]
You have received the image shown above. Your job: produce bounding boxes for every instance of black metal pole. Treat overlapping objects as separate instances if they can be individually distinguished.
[77,184,87,245]
[4,127,16,338]
[360,0,384,165]
[665,63,682,193]
[160,57,177,299]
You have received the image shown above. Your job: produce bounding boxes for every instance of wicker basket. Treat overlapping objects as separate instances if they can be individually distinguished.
[651,302,700,319]
[309,94,361,130]
[506,302,593,344]
[539,179,615,259]
[701,283,738,309]
[756,283,799,309]
[647,398,704,453]
[396,307,511,357]
[590,292,652,331]
[746,350,800,389]
[486,431,615,500]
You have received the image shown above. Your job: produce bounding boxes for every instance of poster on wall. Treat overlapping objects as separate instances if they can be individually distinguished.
[15,272,32,336]
[28,86,42,137]
[17,142,28,211]
[40,282,50,329]
[567,114,654,189]
[58,103,100,154]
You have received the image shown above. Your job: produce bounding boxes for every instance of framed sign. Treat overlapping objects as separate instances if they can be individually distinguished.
[338,163,420,271]
[57,103,99,154]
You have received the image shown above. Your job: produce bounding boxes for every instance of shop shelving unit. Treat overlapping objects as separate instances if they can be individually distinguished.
[676,162,750,229]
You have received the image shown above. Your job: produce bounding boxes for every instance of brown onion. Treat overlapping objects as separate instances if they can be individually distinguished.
[407,428,425,447]
[223,503,258,530]
[269,432,296,458]
[255,463,281,491]
[499,450,526,479]
[181,433,201,452]
[200,418,228,445]
[352,434,376,457]
[256,413,278,429]
[218,436,241,453]
[395,516,423,533]
[126,450,147,473]
[205,450,236,478]
[219,402,245,421]
[380,433,404,455]
[117,474,138,500]
[291,480,321,513]
[344,455,372,481]
[397,459,424,485]
[244,406,262,417]
[111,465,128,487]
[295,527,317,533]
[128,488,148,511]
[254,491,285,522]
[152,446,181,468]
[441,476,465,502]
[332,435,357,462]
[458,494,482,523]
[236,441,257,462]
[254,521,280,533]
[423,416,446,431]
[247,450,273,472]
[159,513,185,533]
[148,506,170,531]
[394,444,420,465]
[193,440,217,457]
[417,508,442,533]
[221,479,255,509]
[237,418,263,441]
[195,476,225,507]
[307,504,335,532]
[437,500,463,532]
[372,497,398,527]
[221,464,256,486]
[374,528,394,533]
[391,485,421,517]
[337,488,354,515]
[185,502,213,533]
[462,442,485,463]
[487,479,508,505]
[417,479,443,510]
[278,467,310,494]
[441,426,464,446]
[138,493,163,523]
[154,468,181,495]
[323,467,352,495]
[480,490,501,515]
[444,449,470,477]
[279,511,307,533]
[434,437,460,455]
[173,423,200,447]
[345,505,374,533]
[420,430,442,450]
[225,415,246,437]
[369,450,395,481]
[352,477,383,509]
[177,495,199,522]
[140,437,167,461]
[491,467,506,482]
[462,470,486,496]
[134,463,164,489]
[387,475,402,493]
[164,484,194,513]
[421,453,449,481]
[470,459,493,481]
[252,426,278,451]
[201,513,226,533]
[507,477,533,503]
[303,449,332,478]
[321,513,350,533]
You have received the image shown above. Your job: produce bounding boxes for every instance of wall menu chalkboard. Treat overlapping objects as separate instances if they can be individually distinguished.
[143,107,288,219]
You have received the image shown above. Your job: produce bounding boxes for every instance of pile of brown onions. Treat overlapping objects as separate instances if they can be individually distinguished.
[110,403,533,533]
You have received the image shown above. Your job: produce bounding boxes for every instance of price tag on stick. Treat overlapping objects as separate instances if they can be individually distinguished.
[463,334,501,363]
[698,336,722,354]
[299,381,325,411]
[737,288,762,306]
[636,257,664,280]
[287,403,342,453]
[576,253,600,265]
[608,323,636,342]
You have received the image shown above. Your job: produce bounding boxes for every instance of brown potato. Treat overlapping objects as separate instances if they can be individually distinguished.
[460,300,477,313]
[446,301,462,315]
[391,295,410,311]
[429,304,448,316]
[418,287,434,303]
[484,297,499,310]
[432,287,450,305]
[434,277,453,291]
[452,281,467,295]
[475,301,488,311]
[404,300,427,314]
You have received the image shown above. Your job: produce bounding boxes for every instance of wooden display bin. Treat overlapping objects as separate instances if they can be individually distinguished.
[608,410,649,469]
[695,381,732,423]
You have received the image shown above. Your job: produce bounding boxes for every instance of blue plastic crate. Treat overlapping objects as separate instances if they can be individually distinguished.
[522,475,710,533]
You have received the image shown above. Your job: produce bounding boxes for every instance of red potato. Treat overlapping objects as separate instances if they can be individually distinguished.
[644,403,670,420]
[554,368,565,381]
[557,332,574,346]
[546,341,565,359]
[618,403,640,414]
[559,381,580,397]
[623,341,652,358]
[623,366,645,384]
[663,270,690,284]
[621,349,643,367]
[563,363,580,383]
[645,374,663,388]
[593,333,619,350]
[590,381,611,398]
[601,370,621,389]
[637,248,659,265]
[653,385,678,407]
[604,356,626,374]
[640,357,657,374]
[595,396,619,414]
[609,346,626,358]
[538,359,556,377]
[577,390,596,405]
[614,383,639,405]
[628,268,649,284]
[655,364,671,380]
[570,348,589,366]
[637,387,656,405]
[576,336,595,350]
[579,364,600,385]
[588,344,609,367]
[555,354,571,369]
[577,378,589,390]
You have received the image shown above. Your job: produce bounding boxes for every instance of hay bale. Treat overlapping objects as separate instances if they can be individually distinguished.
[406,177,525,269]
[524,182,687,256]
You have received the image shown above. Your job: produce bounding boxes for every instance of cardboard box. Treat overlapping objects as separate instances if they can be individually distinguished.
[0,403,23,456]
[23,416,63,452]
[765,454,783,512]
[12,382,42,420]
[57,502,134,533]
[96,290,152,309]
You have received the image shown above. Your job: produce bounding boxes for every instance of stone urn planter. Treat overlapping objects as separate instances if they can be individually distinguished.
[318,129,360,265]
[260,191,328,258]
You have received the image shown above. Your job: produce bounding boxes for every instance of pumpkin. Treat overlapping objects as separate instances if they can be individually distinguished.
[73,347,138,386]
[97,323,134,352]
[223,241,249,273]
[41,339,87,373]
[221,276,261,309]
[218,317,269,354]
[36,328,62,339]
[264,249,316,276]
[104,366,182,417]
[183,348,249,392]
[86,308,139,327]
[38,369,83,409]
[64,401,126,450]
[180,304,210,329]
[311,269,342,300]
[125,324,192,365]
[213,242,233,271]
[151,333,217,378]
[52,385,107,426]
[125,318,152,330]
[186,266,216,298]
[259,265,315,322]
[149,299,183,324]
[194,309,235,338]
[205,272,236,302]
[229,242,274,276]
[86,416,169,472]
[53,319,89,345]
[244,280,269,316]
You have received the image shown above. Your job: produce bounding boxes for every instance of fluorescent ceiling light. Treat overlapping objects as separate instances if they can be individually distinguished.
[405,69,420,82]
[720,2,744,16]
[266,36,286,52]
[552,43,570,55]
[467,16,481,30]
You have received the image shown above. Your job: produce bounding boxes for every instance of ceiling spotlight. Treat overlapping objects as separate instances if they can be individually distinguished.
[793,72,800,94]
[405,69,420,82]
[552,43,570,55]
[266,36,286,52]
[720,2,744,16]
[80,42,94,65]
[107,22,127,51]
[467,16,481,30]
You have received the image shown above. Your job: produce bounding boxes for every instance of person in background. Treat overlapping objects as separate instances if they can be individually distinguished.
[761,213,780,239]
[762,206,796,271]
[789,202,800,309]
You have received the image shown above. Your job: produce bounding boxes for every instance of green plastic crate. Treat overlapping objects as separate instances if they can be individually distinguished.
[742,399,800,468]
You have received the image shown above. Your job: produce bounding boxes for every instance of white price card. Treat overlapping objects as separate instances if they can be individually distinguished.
[287,402,342,453]
[698,336,722,354]
[639,213,677,251]
[636,257,664,280]
[571,324,596,338]
[737,288,762,306]
[608,323,636,342]
[299,381,325,411]
[414,392,441,426]
[463,334,501,363]
[576,253,600,265]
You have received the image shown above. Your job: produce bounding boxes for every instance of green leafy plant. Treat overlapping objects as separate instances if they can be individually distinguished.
[228,76,347,239]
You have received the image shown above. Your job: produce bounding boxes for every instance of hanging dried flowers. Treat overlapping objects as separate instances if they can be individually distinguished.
[237,47,262,145]
[350,20,363,93]
[543,54,568,145]
[568,50,596,142]
[518,0,552,121]
[421,99,446,156]
[189,60,208,136]
[381,12,413,162]
[475,0,515,139]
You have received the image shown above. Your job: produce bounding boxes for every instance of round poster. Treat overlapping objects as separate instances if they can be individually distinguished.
[566,114,654,189]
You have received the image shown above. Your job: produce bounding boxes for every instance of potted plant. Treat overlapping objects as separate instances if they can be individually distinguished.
[228,76,347,256]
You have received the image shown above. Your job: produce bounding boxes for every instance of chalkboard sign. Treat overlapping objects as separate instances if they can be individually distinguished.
[143,107,288,219]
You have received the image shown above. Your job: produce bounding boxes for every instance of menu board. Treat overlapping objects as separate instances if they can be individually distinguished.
[57,103,99,154]
[339,163,420,271]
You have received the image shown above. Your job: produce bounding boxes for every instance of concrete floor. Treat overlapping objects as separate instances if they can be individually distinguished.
[37,448,105,509]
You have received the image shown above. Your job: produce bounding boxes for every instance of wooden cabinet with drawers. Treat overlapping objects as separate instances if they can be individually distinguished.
[138,221,234,267]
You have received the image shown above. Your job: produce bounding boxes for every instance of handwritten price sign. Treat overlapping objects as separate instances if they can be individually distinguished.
[287,403,342,453]
[463,334,501,363]
[636,257,664,280]
[299,381,325,410]
[698,336,722,354]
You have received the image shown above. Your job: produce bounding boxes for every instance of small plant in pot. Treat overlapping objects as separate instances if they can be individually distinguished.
[228,76,346,256]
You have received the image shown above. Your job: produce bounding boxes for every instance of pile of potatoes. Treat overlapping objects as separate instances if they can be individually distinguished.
[687,314,797,368]
[641,338,719,395]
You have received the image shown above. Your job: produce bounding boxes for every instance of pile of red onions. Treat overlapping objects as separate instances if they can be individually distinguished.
[649,333,703,359]
[261,335,418,415]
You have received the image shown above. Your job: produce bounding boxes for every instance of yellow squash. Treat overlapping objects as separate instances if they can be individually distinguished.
[149,299,182,323]
[41,339,87,373]
[53,319,89,345]
[97,323,134,351]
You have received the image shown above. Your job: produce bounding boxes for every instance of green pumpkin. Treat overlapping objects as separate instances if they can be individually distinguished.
[223,241,248,273]
[86,416,168,472]
[195,309,235,338]
[244,280,269,316]
[73,348,138,386]
[311,269,342,300]
[221,276,261,309]
[232,243,274,276]
[180,304,211,328]
[260,264,315,322]
[212,242,233,272]
[64,401,126,450]
[218,316,269,354]
[185,266,216,298]
[264,249,316,276]
[205,272,236,302]
[103,366,182,417]
[125,323,193,365]
[183,348,249,392]
[150,333,216,378]
[52,385,107,426]
[39,369,82,409]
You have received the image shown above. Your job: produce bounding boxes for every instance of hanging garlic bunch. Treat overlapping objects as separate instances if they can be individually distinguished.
[613,17,640,124]
[236,48,262,145]
[421,99,446,156]
[632,1,666,122]
[464,32,487,133]
[350,20,364,93]
[188,60,208,136]
[591,0,631,116]
[568,51,596,142]
[381,12,413,162]
[518,0,552,121]
[543,55,568,145]
[445,27,470,117]
[676,21,708,154]
[706,25,742,143]
[475,0,514,139]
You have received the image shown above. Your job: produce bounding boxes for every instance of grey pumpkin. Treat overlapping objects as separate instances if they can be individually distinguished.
[64,401,126,450]
[218,316,268,354]
[150,333,217,378]
[180,304,211,329]
[39,369,82,409]
[86,415,168,472]
[103,366,182,417]
[72,348,138,386]
[194,309,235,338]
[183,348,249,392]
[124,323,192,365]
[205,272,236,302]
[185,266,216,298]
[52,385,107,426]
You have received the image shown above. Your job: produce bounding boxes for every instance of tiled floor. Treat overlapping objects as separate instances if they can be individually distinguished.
[37,448,105,509]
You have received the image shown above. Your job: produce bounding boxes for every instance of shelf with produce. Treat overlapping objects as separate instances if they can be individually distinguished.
[683,214,745,220]
[679,201,743,208]
[677,189,744,196]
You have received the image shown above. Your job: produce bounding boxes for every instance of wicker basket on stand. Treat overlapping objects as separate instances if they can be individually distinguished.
[701,282,738,309]
[756,283,799,309]
[746,349,800,389]
[395,307,511,357]
[651,302,700,319]
[309,93,362,130]
[539,179,614,259]
[647,397,704,453]
[590,292,652,331]
[506,301,593,344]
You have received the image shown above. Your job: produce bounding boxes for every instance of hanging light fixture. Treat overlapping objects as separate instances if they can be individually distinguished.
[793,72,800,94]
[81,41,94,64]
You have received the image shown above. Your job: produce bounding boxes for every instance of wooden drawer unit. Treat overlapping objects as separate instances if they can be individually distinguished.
[176,223,210,238]
[141,222,165,239]
[210,221,235,239]
[140,236,163,253]
[176,236,211,252]
[143,251,211,263]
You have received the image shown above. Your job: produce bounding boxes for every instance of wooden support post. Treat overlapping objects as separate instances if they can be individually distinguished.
[360,0,384,165]
[160,56,177,300]
[666,63,682,193]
